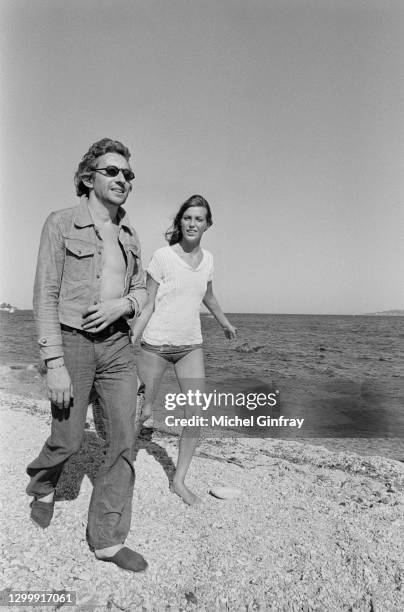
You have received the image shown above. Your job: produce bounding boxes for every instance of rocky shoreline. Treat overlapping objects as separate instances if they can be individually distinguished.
[0,366,403,610]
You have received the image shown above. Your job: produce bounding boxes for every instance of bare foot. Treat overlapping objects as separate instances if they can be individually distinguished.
[170,480,202,506]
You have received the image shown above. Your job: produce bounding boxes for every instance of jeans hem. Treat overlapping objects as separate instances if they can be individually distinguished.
[26,486,55,498]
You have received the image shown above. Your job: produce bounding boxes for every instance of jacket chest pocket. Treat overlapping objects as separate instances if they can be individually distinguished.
[64,238,95,282]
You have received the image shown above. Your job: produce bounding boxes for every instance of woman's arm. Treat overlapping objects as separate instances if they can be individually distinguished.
[202,281,237,340]
[131,275,159,343]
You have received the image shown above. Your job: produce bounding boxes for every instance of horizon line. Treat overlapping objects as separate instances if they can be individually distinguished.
[4,307,403,317]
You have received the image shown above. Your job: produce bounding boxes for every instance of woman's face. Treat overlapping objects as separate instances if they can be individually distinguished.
[180,206,209,242]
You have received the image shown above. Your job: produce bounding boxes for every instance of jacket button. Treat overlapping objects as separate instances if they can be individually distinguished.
[40,337,47,344]
[77,250,81,254]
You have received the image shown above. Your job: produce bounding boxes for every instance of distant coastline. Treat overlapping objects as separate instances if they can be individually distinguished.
[362,309,404,317]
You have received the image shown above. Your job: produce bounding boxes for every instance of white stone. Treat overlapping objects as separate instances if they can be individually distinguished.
[209,485,243,499]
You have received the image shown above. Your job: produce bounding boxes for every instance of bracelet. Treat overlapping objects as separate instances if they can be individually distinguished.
[47,362,65,370]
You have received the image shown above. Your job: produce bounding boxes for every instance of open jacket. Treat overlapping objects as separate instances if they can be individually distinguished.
[33,197,147,361]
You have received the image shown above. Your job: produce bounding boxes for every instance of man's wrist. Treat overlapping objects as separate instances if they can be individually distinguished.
[46,357,65,369]
[125,295,139,316]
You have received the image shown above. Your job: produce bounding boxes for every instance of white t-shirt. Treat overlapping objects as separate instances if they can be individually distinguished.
[142,246,214,345]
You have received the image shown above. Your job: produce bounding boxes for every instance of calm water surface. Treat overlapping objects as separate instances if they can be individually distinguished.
[1,311,403,443]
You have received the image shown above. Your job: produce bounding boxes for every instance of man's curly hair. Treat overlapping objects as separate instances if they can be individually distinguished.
[74,138,131,197]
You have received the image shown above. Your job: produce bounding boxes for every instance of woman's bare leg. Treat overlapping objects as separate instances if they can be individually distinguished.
[172,348,205,506]
[137,347,168,424]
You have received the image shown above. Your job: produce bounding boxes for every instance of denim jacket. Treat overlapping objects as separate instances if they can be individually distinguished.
[33,197,147,361]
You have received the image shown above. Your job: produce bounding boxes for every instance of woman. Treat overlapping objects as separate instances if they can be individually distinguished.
[131,194,237,506]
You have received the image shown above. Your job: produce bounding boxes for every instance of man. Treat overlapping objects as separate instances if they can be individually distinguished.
[26,138,148,572]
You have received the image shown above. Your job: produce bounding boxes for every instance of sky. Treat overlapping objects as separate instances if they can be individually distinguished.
[1,0,403,314]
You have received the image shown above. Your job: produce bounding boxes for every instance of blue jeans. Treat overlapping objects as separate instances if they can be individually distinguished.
[26,326,137,551]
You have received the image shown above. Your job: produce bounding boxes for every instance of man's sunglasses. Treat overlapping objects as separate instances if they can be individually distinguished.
[91,166,135,182]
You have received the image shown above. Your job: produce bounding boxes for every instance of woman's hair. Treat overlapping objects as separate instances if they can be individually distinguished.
[165,195,213,245]
[74,138,131,197]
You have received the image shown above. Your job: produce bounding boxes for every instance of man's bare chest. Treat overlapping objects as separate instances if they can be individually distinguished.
[99,225,125,274]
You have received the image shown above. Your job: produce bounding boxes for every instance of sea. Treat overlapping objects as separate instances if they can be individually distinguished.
[1,311,403,459]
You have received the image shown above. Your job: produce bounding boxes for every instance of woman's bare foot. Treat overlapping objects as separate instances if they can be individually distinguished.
[170,480,202,506]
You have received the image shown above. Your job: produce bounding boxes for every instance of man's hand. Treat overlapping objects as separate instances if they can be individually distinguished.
[46,366,73,409]
[82,299,129,332]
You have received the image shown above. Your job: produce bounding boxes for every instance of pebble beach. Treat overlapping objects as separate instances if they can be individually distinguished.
[0,365,403,611]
